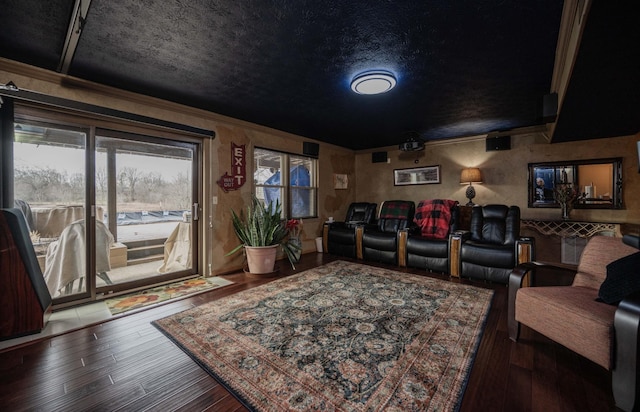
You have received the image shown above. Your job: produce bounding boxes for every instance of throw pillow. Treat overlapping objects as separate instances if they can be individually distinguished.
[598,251,640,305]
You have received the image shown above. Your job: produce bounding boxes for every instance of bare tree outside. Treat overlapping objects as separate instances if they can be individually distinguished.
[15,165,191,211]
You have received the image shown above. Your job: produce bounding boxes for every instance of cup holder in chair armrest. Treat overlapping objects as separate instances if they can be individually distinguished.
[450,230,471,241]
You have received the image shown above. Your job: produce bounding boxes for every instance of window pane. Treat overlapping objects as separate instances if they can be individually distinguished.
[291,187,316,218]
[291,155,317,218]
[254,148,317,219]
[255,148,285,210]
[13,122,88,298]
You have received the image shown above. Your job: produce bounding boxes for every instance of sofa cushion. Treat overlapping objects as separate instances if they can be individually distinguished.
[516,285,616,369]
[460,241,514,268]
[598,251,640,304]
[573,236,639,290]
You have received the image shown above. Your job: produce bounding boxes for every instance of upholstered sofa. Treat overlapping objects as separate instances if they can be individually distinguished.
[508,234,640,411]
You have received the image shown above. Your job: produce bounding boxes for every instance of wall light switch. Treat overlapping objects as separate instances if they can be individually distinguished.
[212,196,218,205]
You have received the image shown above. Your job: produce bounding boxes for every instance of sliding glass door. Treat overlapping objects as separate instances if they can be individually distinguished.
[11,113,200,304]
[95,132,197,290]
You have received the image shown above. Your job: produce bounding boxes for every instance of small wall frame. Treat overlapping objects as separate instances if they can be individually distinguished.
[393,165,441,186]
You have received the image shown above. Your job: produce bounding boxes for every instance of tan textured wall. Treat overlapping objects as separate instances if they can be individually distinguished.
[212,126,355,273]
[356,132,640,224]
[1,63,355,275]
[2,62,638,276]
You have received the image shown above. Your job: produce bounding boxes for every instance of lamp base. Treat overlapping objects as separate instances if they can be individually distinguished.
[465,184,476,206]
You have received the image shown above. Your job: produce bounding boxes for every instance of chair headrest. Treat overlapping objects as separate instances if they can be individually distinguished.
[379,200,415,220]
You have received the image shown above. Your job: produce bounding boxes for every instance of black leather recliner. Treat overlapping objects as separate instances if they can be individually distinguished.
[362,200,415,265]
[324,202,377,258]
[456,204,533,283]
[404,200,460,273]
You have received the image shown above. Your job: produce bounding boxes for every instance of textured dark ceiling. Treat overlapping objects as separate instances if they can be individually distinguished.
[1,1,638,150]
[552,1,640,143]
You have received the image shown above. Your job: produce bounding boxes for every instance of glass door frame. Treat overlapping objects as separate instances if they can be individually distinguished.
[9,104,202,308]
[94,128,201,295]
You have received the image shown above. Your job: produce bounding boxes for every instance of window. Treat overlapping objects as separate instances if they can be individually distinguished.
[254,147,317,218]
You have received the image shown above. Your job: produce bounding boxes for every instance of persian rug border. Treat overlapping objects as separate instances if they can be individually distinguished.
[153,318,258,410]
[153,261,493,411]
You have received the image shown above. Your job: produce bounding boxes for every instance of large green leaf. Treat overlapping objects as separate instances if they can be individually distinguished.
[226,195,299,269]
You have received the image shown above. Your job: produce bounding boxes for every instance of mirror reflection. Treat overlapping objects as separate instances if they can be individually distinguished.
[528,158,622,209]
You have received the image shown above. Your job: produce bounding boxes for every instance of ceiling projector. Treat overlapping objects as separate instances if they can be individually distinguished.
[398,138,424,151]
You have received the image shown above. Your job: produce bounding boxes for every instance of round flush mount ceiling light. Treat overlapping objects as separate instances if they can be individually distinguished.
[350,71,397,95]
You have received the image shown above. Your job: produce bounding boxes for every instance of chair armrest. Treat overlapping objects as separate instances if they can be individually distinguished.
[451,230,471,241]
[511,261,577,288]
[507,263,536,341]
[613,291,640,411]
[516,237,535,265]
[507,261,576,341]
[448,231,470,277]
[325,221,344,229]
[398,229,409,267]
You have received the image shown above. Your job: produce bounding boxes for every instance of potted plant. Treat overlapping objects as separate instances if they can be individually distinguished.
[226,196,301,273]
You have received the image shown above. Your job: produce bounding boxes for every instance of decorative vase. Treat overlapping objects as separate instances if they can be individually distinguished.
[561,203,570,220]
[244,245,278,274]
[289,237,302,263]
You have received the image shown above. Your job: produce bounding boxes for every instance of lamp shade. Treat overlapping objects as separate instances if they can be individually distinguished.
[460,167,482,184]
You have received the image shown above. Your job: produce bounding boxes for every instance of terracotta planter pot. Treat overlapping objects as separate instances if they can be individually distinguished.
[245,245,278,274]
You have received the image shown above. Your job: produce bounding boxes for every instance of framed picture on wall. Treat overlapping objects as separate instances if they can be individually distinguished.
[333,173,348,189]
[393,165,441,186]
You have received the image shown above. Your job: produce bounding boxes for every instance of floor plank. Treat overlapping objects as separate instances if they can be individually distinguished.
[0,253,617,411]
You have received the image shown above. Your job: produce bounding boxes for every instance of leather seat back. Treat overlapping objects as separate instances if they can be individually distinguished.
[377,200,415,233]
[469,204,520,246]
[345,202,377,224]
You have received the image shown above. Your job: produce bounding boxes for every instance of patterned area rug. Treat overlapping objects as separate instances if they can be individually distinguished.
[153,261,493,411]
[106,277,234,315]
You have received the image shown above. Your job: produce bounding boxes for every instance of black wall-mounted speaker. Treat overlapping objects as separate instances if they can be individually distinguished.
[486,136,511,151]
[302,142,319,157]
[372,151,388,163]
[542,93,558,123]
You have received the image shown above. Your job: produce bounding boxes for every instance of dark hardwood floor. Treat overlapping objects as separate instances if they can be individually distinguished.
[0,253,618,411]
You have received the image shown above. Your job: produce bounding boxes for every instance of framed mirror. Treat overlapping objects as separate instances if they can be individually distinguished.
[528,158,622,209]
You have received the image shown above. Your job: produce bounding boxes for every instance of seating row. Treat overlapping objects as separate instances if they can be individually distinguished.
[322,200,534,284]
